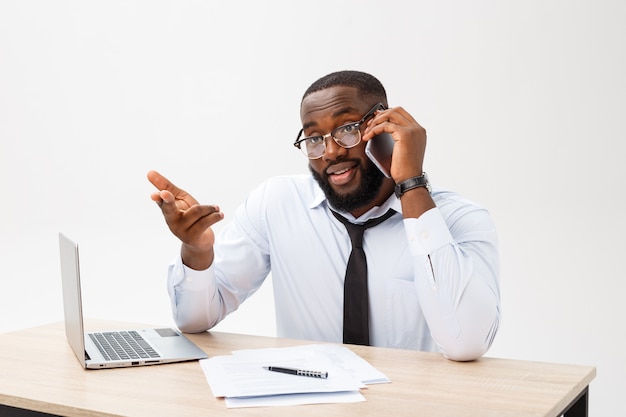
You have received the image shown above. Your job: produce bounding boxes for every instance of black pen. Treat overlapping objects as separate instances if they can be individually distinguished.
[263,366,328,379]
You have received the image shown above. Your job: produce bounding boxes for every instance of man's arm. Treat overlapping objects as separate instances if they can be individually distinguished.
[406,203,500,361]
[148,170,226,332]
[152,173,272,334]
[362,105,435,218]
[363,107,500,360]
[147,170,223,270]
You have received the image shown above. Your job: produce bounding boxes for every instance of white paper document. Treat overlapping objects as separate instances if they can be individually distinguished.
[232,344,390,385]
[225,390,366,408]
[199,344,390,408]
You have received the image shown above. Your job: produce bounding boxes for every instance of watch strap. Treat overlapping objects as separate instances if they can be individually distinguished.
[394,173,430,198]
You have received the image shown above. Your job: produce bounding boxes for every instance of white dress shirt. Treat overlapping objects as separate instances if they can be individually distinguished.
[167,174,500,361]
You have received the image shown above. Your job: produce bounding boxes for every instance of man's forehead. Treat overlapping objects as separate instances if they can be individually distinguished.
[300,86,364,125]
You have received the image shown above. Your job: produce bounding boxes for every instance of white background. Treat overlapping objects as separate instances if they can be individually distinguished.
[1,1,624,415]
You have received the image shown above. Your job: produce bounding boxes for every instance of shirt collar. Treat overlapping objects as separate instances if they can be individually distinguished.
[309,182,402,223]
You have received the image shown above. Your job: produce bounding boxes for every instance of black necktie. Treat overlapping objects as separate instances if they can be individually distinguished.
[331,209,395,345]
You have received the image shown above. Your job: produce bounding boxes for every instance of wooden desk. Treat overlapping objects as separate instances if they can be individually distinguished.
[0,321,595,417]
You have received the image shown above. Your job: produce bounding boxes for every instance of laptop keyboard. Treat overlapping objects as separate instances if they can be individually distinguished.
[89,331,161,361]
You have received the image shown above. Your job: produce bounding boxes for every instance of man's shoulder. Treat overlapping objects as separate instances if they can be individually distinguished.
[431,187,493,225]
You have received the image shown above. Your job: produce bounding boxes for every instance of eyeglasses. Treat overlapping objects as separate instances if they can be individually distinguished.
[293,102,386,159]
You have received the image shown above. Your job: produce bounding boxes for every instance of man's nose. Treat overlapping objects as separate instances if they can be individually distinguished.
[323,136,348,160]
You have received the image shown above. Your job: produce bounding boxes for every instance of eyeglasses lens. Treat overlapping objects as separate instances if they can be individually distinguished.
[302,139,325,158]
[334,124,361,148]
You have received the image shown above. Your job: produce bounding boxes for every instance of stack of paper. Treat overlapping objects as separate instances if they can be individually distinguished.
[200,344,390,408]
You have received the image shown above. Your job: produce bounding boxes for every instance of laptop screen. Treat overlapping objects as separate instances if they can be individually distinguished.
[59,233,88,368]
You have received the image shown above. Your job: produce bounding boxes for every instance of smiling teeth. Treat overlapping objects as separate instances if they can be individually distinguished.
[332,167,350,175]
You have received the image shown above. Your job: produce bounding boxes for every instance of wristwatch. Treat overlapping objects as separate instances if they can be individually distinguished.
[394,172,431,198]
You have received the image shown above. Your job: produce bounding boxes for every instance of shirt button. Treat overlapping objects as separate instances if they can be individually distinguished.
[421,231,430,239]
[185,276,193,283]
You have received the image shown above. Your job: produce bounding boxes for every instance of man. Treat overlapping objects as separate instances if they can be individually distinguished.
[148,70,500,361]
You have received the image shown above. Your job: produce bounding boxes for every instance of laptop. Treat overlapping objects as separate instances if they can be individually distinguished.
[58,232,208,369]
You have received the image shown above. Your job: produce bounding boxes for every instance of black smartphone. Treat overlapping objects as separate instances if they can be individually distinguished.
[365,132,394,178]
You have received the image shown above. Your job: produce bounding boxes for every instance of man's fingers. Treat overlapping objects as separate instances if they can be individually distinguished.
[148,170,199,208]
[147,170,221,233]
[152,190,178,215]
[186,209,224,232]
[173,204,224,240]
[156,201,222,228]
[150,191,162,203]
[183,204,223,226]
[147,170,182,195]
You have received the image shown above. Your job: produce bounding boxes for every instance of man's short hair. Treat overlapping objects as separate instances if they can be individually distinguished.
[302,70,388,106]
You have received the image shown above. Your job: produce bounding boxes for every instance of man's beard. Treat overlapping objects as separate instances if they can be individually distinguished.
[310,158,386,213]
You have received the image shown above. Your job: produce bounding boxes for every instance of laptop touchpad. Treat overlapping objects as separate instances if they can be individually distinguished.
[155,328,179,337]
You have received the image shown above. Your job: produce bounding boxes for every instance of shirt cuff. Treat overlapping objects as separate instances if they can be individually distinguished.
[168,254,216,292]
[404,207,455,256]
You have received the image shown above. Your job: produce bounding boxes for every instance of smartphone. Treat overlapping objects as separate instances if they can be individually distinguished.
[365,132,394,178]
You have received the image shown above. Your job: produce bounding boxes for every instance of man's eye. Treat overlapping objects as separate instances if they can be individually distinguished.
[337,123,357,135]
[307,136,324,145]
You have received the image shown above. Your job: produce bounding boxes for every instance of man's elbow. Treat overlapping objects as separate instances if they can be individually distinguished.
[439,318,499,361]
[173,311,213,334]
[176,322,210,334]
[440,341,490,362]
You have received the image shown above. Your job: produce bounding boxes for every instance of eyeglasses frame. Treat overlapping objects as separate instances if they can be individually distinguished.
[293,102,387,159]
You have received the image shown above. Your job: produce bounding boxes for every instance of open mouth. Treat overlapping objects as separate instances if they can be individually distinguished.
[326,162,358,186]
